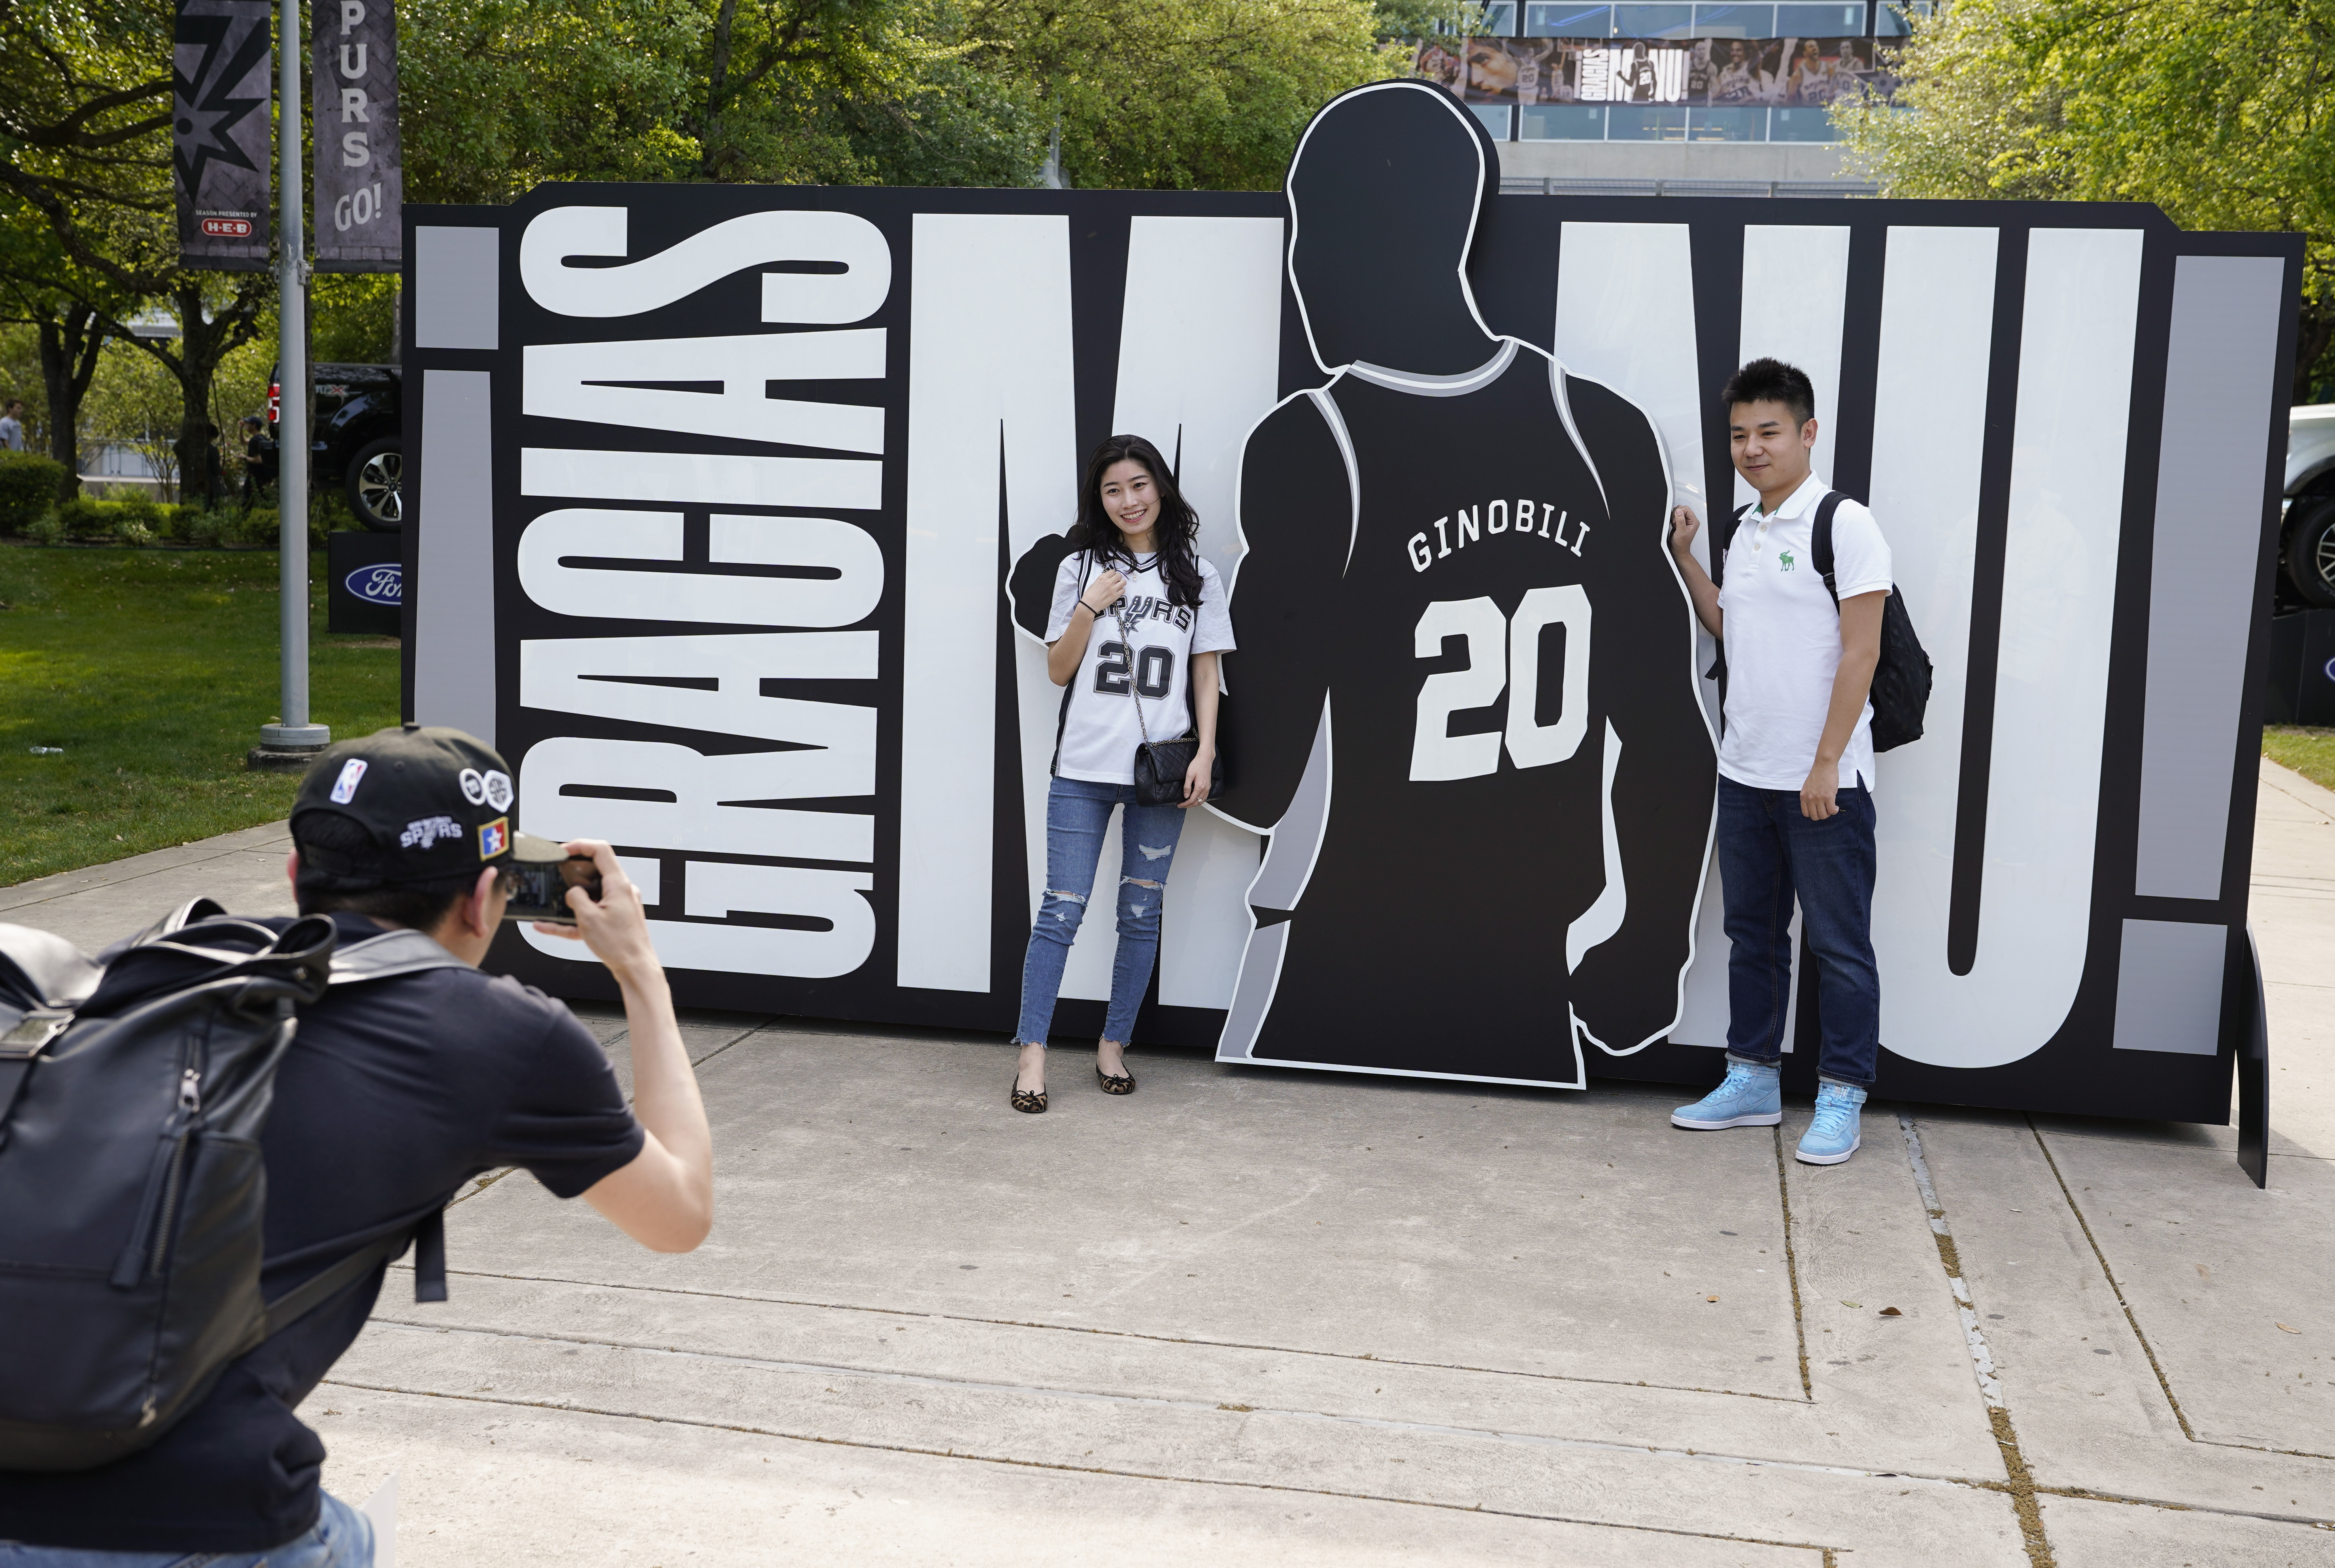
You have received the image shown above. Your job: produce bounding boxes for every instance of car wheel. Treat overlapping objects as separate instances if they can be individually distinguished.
[346,436,403,532]
[2284,496,2335,609]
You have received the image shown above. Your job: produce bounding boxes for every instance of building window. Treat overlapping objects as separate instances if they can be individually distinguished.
[1607,105,1691,138]
[1769,105,1842,140]
[1775,2,1865,33]
[1689,106,1766,140]
[1469,103,1516,140]
[1691,4,1776,36]
[1479,0,1521,34]
[1613,3,1696,36]
[1525,3,1613,36]
[1521,104,1610,139]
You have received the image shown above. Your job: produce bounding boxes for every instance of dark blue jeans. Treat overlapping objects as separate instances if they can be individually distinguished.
[1716,774,1880,1089]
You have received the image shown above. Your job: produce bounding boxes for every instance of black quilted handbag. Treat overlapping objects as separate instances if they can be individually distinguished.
[1113,602,1226,807]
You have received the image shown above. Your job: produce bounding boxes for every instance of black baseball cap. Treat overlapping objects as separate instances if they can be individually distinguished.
[291,724,564,883]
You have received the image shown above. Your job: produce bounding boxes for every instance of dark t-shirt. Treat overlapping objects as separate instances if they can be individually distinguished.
[0,913,643,1552]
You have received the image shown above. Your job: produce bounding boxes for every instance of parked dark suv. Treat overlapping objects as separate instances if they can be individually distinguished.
[268,361,402,530]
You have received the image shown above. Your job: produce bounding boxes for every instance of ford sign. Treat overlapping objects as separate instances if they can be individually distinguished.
[345,563,402,605]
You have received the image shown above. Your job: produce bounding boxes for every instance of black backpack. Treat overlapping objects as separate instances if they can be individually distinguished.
[1712,490,1933,753]
[0,901,464,1472]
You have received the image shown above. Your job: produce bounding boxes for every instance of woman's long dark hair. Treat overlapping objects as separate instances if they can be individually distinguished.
[1067,434,1205,609]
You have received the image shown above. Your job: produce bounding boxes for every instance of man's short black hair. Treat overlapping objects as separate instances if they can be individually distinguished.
[294,808,481,931]
[1722,357,1816,428]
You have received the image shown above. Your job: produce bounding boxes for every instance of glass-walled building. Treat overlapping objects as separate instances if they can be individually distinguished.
[1435,0,1933,145]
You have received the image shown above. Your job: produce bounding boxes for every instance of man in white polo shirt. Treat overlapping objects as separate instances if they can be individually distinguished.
[1663,358,1891,1164]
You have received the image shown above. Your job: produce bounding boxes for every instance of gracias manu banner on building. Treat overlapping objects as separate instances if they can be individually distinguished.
[399,81,2295,1123]
[1419,35,1901,107]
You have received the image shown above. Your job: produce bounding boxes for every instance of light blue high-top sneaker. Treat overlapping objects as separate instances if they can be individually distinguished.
[1671,1060,1783,1130]
[1795,1081,1868,1165]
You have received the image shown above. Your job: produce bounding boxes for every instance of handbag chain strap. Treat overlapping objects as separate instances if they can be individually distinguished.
[1108,599,1159,748]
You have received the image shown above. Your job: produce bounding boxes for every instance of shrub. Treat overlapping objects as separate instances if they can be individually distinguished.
[0,452,67,534]
[179,506,227,546]
[116,517,157,547]
[23,511,68,545]
[55,497,115,537]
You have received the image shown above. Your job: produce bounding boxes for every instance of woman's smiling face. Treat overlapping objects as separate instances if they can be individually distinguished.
[1099,458,1159,542]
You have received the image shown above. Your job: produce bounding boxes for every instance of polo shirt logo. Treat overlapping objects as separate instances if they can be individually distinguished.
[1778,550,1796,572]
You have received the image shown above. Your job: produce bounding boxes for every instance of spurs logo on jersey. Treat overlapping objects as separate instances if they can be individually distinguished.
[1215,340,1716,1087]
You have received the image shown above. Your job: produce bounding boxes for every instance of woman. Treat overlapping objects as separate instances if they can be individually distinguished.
[1010,434,1234,1113]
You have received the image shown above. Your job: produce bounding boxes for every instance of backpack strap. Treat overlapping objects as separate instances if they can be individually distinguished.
[1710,501,1754,589]
[1811,490,1845,606]
[260,1206,447,1343]
[327,927,470,985]
[240,928,470,1330]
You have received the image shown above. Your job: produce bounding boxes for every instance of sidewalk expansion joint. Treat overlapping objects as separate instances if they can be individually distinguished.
[384,1264,1812,1405]
[1771,1124,1815,1399]
[1899,1114,2054,1568]
[2022,1116,2197,1443]
[317,1372,1846,1559]
[360,1316,1940,1485]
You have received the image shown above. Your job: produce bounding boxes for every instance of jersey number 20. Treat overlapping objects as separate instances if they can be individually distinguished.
[1410,589,1589,781]
[1095,641,1174,700]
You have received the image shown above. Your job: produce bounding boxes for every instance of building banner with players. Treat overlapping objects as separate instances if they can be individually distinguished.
[173,0,274,270]
[401,80,2297,1123]
[1418,35,1901,107]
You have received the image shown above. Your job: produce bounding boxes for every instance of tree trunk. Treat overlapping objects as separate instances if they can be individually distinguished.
[33,304,104,503]
[2293,301,2333,408]
[168,281,225,508]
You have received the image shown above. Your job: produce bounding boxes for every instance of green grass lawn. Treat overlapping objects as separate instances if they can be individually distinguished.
[2265,725,2335,794]
[0,544,401,886]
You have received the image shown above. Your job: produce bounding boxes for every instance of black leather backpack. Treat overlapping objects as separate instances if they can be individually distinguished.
[0,901,463,1471]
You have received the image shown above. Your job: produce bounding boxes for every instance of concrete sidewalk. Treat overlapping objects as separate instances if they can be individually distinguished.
[5,767,2332,1565]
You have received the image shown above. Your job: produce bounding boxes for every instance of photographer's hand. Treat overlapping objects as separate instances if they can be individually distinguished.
[547,841,715,1253]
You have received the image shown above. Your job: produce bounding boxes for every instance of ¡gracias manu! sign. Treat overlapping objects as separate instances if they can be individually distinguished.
[401,81,2298,1123]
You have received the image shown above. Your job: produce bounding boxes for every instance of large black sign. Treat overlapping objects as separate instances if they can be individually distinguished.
[402,81,2299,1121]
[174,0,273,270]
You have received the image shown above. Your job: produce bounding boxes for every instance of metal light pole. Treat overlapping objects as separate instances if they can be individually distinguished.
[256,0,328,766]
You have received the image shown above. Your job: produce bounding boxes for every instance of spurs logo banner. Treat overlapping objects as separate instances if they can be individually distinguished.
[173,0,272,270]
[402,81,2300,1123]
[312,0,402,270]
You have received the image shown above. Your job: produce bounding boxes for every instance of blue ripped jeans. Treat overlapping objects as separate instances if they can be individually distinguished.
[1014,776,1186,1047]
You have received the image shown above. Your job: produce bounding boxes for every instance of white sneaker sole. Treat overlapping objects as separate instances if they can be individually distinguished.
[1671,1110,1784,1130]
[1794,1135,1861,1165]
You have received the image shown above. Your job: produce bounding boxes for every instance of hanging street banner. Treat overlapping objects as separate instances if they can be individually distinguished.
[173,0,273,270]
[313,0,403,270]
[1419,36,1901,109]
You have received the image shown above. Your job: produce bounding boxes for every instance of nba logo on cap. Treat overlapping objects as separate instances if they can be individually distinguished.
[328,758,368,803]
[478,817,509,859]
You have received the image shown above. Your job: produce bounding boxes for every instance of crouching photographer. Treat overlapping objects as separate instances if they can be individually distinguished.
[0,725,711,1564]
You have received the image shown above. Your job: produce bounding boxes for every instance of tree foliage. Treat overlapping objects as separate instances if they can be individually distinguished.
[961,0,1402,191]
[1837,0,2335,403]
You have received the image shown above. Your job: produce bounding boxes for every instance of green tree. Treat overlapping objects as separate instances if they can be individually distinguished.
[1837,0,2335,404]
[0,0,274,498]
[963,0,1402,191]
[396,0,1043,198]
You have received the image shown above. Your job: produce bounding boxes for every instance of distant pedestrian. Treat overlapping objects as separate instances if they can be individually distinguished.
[0,399,26,453]
[1665,359,1894,1165]
[242,414,277,504]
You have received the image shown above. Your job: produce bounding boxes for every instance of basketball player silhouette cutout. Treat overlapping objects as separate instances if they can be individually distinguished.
[1213,79,1716,1088]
